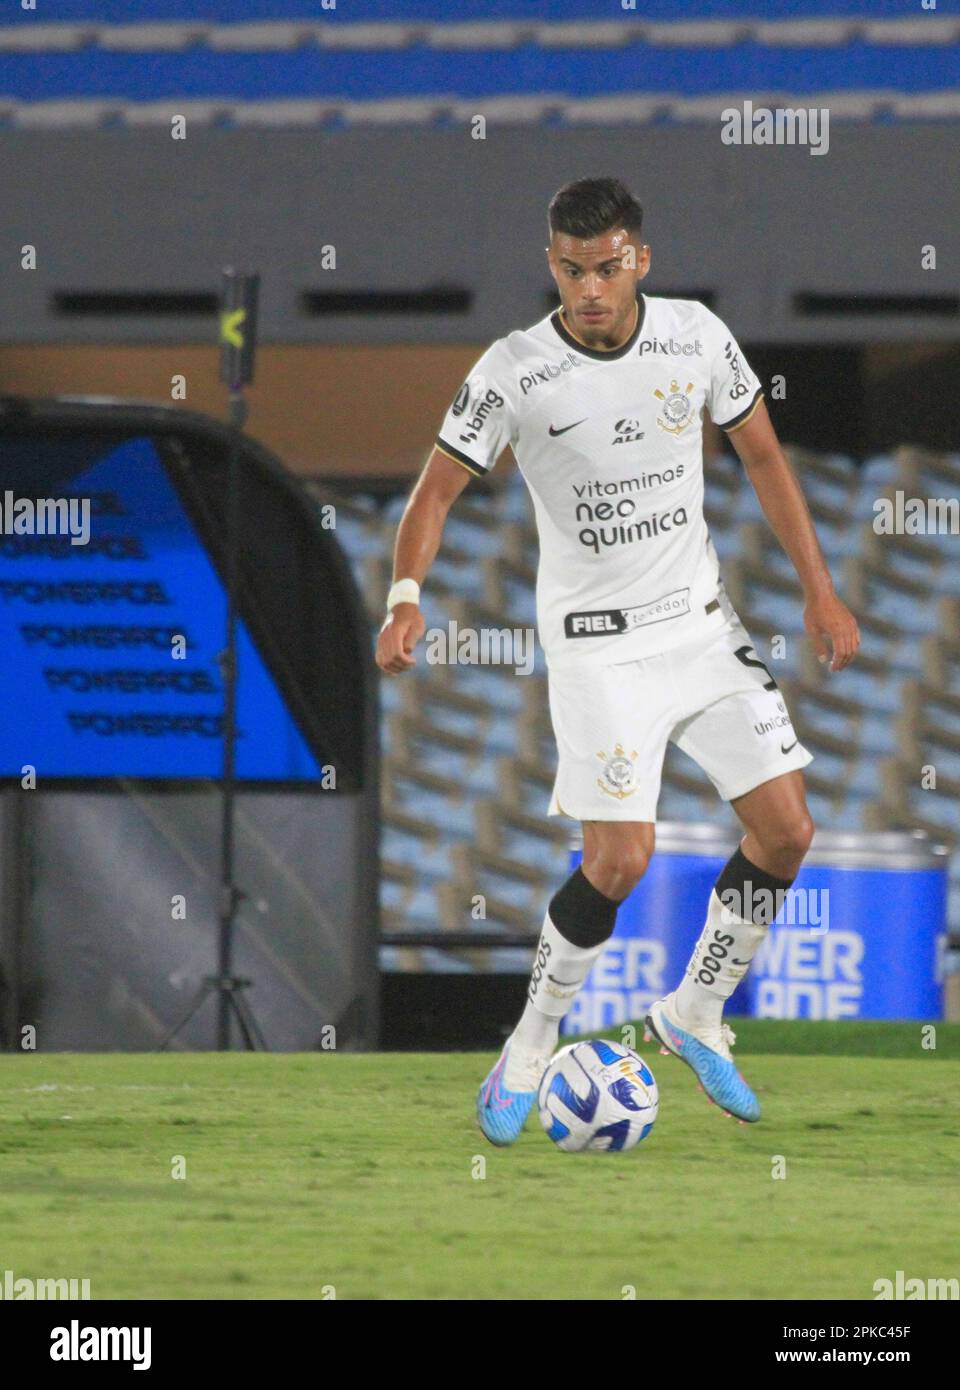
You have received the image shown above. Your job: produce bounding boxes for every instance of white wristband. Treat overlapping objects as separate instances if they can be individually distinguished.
[386,578,421,612]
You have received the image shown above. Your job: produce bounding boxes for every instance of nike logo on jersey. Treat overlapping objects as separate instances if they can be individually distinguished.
[781,739,799,754]
[547,974,579,986]
[548,419,587,436]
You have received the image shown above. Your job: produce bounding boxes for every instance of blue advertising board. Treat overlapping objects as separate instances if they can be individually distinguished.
[564,827,948,1027]
[1,435,322,781]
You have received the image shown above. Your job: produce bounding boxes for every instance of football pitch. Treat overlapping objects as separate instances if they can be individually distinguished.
[1,1021,957,1301]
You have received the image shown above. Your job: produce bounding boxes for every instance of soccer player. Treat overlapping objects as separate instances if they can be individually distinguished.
[376,177,860,1141]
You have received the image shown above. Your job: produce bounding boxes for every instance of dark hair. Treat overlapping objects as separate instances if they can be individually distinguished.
[548,177,643,240]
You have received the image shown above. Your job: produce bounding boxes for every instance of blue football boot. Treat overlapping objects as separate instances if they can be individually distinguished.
[645,993,761,1123]
[476,1040,543,1146]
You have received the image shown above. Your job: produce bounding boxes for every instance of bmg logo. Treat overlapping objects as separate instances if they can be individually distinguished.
[459,387,504,443]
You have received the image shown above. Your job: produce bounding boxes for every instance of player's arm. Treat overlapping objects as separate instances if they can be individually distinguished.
[725,398,861,672]
[375,447,472,675]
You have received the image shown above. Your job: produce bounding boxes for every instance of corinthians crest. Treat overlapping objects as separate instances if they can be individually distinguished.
[654,379,695,435]
[597,743,639,799]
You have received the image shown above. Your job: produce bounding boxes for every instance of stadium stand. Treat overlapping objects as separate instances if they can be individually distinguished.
[315,444,960,971]
[2,1,959,126]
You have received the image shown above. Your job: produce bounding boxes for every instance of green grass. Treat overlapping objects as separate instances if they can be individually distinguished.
[1,1022,958,1300]
[597,1017,960,1059]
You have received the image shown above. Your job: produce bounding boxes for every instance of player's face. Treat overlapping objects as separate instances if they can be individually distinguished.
[547,229,651,349]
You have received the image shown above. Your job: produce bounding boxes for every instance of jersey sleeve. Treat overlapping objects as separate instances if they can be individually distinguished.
[435,342,515,478]
[703,308,764,432]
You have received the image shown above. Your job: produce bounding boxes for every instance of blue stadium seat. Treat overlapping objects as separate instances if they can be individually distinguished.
[924,745,960,781]
[379,676,405,715]
[416,744,500,794]
[0,2,934,19]
[860,453,900,488]
[839,667,904,715]
[414,702,480,741]
[925,700,960,738]
[795,472,855,511]
[444,516,506,558]
[814,527,855,564]
[331,512,384,559]
[804,789,840,825]
[501,575,539,628]
[418,593,457,630]
[709,528,739,562]
[390,779,476,836]
[426,555,486,603]
[499,478,535,524]
[447,664,530,711]
[906,785,960,831]
[797,705,858,744]
[658,786,721,821]
[850,486,891,525]
[869,587,940,634]
[730,485,768,524]
[858,709,897,758]
[381,878,437,924]
[816,798,868,831]
[3,5,956,123]
[745,591,806,637]
[884,551,943,586]
[382,495,407,525]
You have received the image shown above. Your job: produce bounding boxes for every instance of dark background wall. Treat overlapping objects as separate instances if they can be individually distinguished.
[1,124,956,348]
[2,123,956,472]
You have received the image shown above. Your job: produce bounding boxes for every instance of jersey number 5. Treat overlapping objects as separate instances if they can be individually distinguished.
[733,644,779,691]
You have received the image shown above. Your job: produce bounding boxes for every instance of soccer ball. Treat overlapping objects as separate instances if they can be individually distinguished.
[537,1038,658,1153]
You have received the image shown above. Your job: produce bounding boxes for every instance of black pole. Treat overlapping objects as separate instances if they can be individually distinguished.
[217,389,247,1049]
[214,270,260,1050]
[160,269,267,1053]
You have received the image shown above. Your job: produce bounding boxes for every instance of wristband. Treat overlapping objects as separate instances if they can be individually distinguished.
[386,578,421,612]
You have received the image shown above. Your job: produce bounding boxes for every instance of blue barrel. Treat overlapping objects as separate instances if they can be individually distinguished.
[564,826,949,1033]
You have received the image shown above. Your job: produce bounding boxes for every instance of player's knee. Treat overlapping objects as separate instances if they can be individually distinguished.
[756,811,815,868]
[583,839,652,900]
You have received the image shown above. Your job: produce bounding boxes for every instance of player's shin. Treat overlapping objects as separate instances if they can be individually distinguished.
[674,845,794,1029]
[504,868,621,1090]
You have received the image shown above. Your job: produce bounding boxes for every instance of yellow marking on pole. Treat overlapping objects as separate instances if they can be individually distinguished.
[220,308,246,348]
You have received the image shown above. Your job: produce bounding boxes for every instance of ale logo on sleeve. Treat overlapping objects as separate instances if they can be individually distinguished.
[654,380,695,436]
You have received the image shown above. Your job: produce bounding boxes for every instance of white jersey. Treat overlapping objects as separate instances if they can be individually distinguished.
[436,294,763,670]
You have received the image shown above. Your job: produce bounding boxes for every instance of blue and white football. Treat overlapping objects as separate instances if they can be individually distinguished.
[538,1038,658,1153]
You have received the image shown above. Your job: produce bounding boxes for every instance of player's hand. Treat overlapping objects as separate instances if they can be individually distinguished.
[803,589,860,672]
[376,602,425,674]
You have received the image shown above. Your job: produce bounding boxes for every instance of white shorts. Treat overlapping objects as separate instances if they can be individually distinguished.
[547,613,813,822]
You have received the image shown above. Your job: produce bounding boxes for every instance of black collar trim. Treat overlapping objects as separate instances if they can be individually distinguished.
[550,296,646,361]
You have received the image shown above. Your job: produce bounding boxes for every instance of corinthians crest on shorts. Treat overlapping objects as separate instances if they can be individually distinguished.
[597,743,639,799]
[654,380,695,435]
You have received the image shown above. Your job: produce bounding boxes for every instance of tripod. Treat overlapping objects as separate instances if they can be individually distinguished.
[161,273,267,1052]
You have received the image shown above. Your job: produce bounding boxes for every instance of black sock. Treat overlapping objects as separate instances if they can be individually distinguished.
[714,846,794,927]
[548,867,624,949]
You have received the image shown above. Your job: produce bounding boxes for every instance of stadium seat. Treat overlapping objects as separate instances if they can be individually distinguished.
[3,6,958,127]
